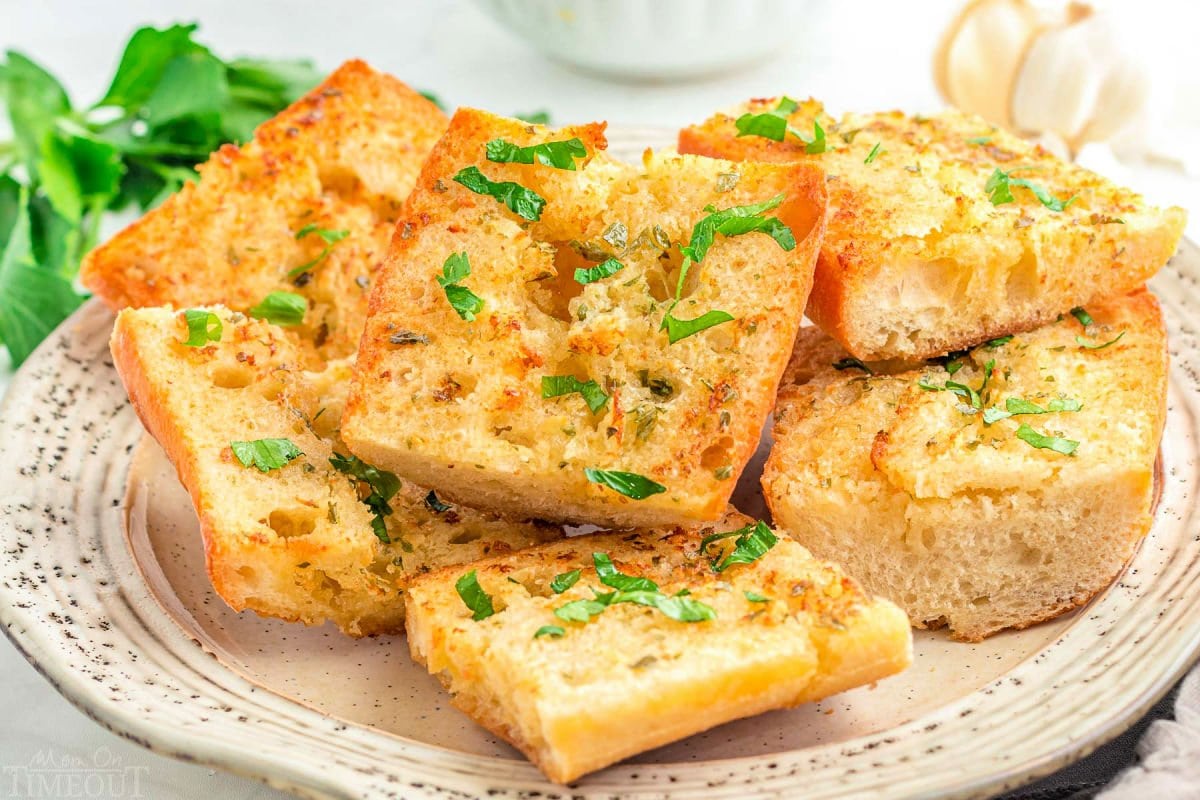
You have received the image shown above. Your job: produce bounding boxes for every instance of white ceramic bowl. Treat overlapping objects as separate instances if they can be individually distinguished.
[473,0,813,81]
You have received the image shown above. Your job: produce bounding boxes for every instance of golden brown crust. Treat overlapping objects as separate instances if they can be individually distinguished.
[84,60,448,361]
[344,108,827,528]
[681,101,1187,360]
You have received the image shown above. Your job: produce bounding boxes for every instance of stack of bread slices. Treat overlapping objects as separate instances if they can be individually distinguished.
[85,63,1185,783]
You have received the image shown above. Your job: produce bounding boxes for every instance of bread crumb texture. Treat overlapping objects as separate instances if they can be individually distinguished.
[343,108,827,528]
[404,509,911,783]
[763,289,1168,641]
[83,60,448,362]
[680,99,1186,360]
[110,306,560,636]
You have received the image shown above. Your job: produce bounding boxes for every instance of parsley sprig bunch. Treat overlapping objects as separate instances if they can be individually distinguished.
[0,24,322,367]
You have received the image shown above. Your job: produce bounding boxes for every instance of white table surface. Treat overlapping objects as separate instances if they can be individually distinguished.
[2,1,1200,797]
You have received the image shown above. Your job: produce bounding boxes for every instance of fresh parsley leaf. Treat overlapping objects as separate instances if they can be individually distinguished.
[920,359,993,411]
[982,407,1012,425]
[1015,423,1079,455]
[985,167,1077,212]
[455,570,495,621]
[945,359,964,375]
[437,252,484,321]
[983,395,1082,425]
[799,119,827,154]
[574,257,624,285]
[485,137,587,170]
[593,552,658,592]
[248,290,307,326]
[182,309,222,346]
[708,520,778,573]
[420,90,446,111]
[555,597,608,622]
[1070,307,1093,327]
[744,590,770,603]
[452,165,546,221]
[516,110,551,124]
[329,452,402,544]
[864,142,884,164]
[583,468,667,500]
[984,335,1013,349]
[833,356,873,374]
[678,193,795,268]
[549,569,581,594]
[295,224,349,244]
[534,625,564,638]
[966,135,993,145]
[230,438,303,472]
[541,375,609,414]
[1076,331,1125,350]
[733,98,824,152]
[424,490,452,513]
[662,309,735,344]
[652,594,717,622]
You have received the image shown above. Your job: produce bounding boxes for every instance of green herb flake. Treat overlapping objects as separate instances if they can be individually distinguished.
[708,520,778,572]
[864,142,885,164]
[516,110,551,125]
[424,490,452,513]
[554,597,608,622]
[662,309,735,344]
[1077,331,1125,350]
[455,570,495,621]
[1015,423,1079,455]
[985,167,1077,212]
[1070,307,1093,327]
[966,135,993,145]
[984,335,1013,349]
[832,356,873,374]
[534,625,565,639]
[182,309,222,346]
[329,452,402,544]
[485,137,587,170]
[453,165,546,221]
[542,375,609,414]
[593,552,659,592]
[744,590,770,603]
[583,468,666,500]
[248,290,307,326]
[574,257,625,285]
[230,438,303,472]
[437,252,485,321]
[549,569,581,594]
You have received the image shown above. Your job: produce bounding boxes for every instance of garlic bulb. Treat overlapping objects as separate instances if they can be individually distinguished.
[933,0,1152,154]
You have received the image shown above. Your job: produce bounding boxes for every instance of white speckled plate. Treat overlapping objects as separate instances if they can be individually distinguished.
[2,128,1200,800]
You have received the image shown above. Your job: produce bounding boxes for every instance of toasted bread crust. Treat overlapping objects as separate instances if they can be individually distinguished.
[404,510,911,782]
[763,289,1167,640]
[83,60,448,361]
[680,101,1187,360]
[343,108,826,528]
[111,306,559,635]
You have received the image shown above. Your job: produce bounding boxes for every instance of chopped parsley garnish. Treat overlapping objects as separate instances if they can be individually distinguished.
[516,110,551,124]
[1015,423,1079,455]
[1070,307,1093,327]
[288,225,350,279]
[593,552,658,592]
[833,356,873,374]
[542,375,609,414]
[984,335,1013,349]
[554,597,609,622]
[744,590,770,603]
[424,490,452,513]
[453,165,546,221]
[733,97,826,153]
[702,520,778,573]
[966,135,993,145]
[985,167,1077,212]
[583,468,667,500]
[574,257,624,285]
[485,137,587,170]
[1076,331,1125,350]
[919,359,995,410]
[662,309,735,344]
[455,570,495,621]
[982,395,1083,425]
[248,290,307,326]
[329,452,402,544]
[549,569,581,594]
[437,252,484,321]
[182,309,222,346]
[534,625,564,638]
[553,554,716,625]
[864,142,885,164]
[230,438,302,472]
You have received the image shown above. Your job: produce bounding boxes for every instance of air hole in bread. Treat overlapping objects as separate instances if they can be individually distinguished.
[236,565,257,583]
[267,507,320,539]
[700,437,734,471]
[921,529,937,550]
[317,165,363,200]
[449,528,483,545]
[211,364,255,389]
[528,242,587,322]
[1005,248,1040,305]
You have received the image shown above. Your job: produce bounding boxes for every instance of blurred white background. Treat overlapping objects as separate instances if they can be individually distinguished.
[1,1,1198,797]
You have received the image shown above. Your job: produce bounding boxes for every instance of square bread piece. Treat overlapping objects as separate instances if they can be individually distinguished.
[679,100,1186,361]
[83,60,448,362]
[342,108,827,528]
[405,510,912,784]
[110,307,560,636]
[762,289,1168,641]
